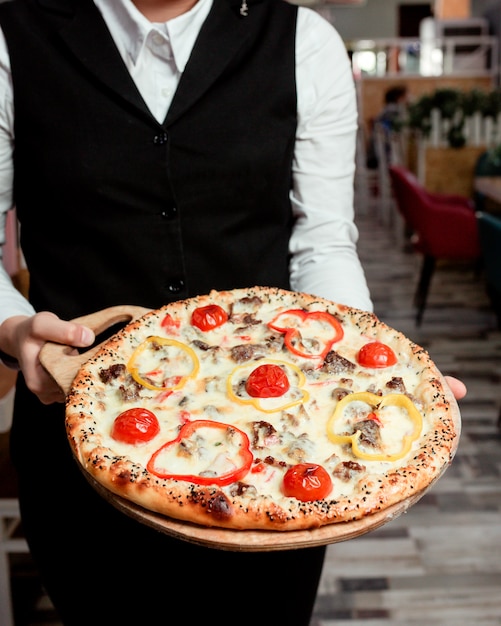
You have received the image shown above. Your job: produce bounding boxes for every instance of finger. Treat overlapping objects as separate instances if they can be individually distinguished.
[39,386,66,406]
[444,375,467,401]
[31,312,95,348]
[23,358,66,404]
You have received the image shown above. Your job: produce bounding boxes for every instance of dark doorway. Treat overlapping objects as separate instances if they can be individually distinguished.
[398,3,433,38]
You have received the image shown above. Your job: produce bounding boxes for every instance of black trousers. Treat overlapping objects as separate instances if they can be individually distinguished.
[11,380,325,625]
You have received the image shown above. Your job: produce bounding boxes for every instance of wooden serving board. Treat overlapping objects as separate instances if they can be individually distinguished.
[39,305,152,393]
[39,305,460,552]
[87,471,429,551]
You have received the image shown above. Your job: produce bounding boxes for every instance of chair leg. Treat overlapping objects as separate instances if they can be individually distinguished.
[0,498,29,626]
[486,283,501,330]
[414,255,435,326]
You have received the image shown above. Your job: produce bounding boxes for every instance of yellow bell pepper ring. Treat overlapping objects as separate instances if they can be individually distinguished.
[127,336,200,391]
[327,391,423,462]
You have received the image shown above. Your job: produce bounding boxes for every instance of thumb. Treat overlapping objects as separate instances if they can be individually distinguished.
[67,323,95,348]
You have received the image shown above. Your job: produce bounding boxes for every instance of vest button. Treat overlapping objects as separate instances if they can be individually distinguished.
[153,132,168,145]
[167,280,185,294]
[161,206,177,219]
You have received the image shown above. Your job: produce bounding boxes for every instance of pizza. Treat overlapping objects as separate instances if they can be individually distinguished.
[64,286,460,532]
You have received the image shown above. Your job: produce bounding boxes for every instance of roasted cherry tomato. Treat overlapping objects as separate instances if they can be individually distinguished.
[245,363,290,398]
[357,341,397,368]
[283,463,332,501]
[191,304,228,331]
[111,408,160,445]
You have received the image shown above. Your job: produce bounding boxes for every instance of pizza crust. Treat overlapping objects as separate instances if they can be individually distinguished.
[65,287,460,532]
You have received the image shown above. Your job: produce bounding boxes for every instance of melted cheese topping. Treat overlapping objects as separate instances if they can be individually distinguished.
[81,293,433,504]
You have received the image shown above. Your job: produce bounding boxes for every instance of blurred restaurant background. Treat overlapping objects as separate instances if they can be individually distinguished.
[2,0,501,624]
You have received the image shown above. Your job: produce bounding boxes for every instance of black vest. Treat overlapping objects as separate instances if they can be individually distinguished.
[0,0,298,319]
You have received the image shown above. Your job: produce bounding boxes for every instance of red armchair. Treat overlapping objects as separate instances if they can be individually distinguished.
[388,165,481,325]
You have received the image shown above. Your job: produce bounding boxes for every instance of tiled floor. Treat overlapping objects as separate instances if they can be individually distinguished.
[6,188,501,625]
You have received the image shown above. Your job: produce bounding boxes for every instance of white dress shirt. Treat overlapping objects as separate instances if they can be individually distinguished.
[0,0,372,328]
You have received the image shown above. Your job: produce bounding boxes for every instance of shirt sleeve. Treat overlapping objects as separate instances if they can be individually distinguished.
[0,29,36,326]
[289,8,373,312]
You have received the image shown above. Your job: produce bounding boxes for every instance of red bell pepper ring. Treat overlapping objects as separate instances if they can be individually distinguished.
[268,309,344,360]
[161,313,181,331]
[147,420,253,486]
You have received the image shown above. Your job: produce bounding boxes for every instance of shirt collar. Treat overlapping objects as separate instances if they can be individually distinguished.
[94,0,213,73]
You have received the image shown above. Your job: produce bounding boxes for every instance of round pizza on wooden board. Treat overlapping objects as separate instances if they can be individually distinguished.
[42,286,460,547]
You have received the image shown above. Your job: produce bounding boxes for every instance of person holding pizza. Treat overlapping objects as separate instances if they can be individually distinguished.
[0,0,466,624]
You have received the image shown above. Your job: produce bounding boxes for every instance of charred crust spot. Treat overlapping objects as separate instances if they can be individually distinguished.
[206,492,233,520]
[189,488,234,520]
